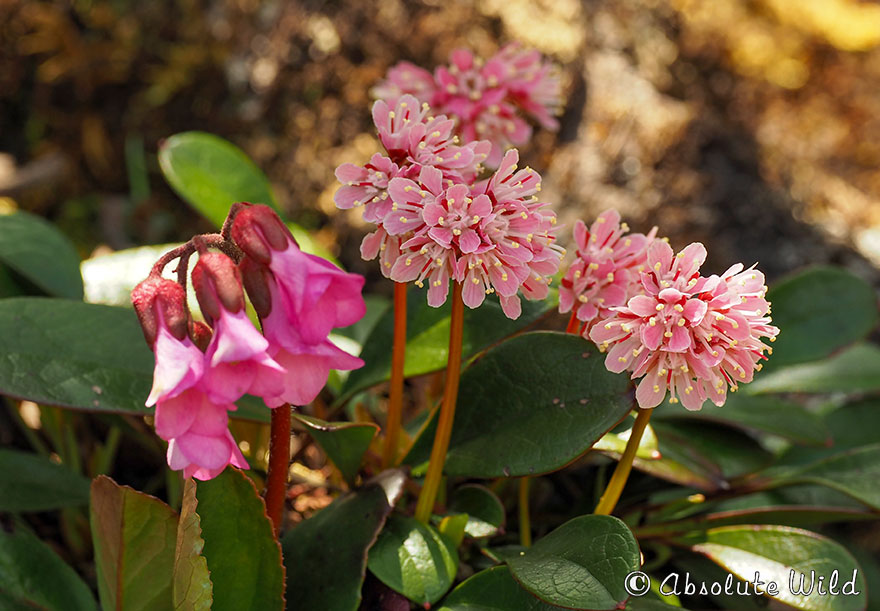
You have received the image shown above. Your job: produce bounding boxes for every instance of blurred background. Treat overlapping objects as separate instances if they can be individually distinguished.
[2,0,880,292]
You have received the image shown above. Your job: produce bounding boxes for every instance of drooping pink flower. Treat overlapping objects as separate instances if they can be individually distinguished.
[589,241,779,410]
[192,252,286,404]
[132,276,250,479]
[386,150,563,318]
[232,204,366,406]
[559,210,656,334]
[162,389,248,481]
[373,44,562,167]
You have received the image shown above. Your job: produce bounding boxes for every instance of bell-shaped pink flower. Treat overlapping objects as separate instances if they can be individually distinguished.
[192,252,285,404]
[589,241,779,410]
[559,210,656,334]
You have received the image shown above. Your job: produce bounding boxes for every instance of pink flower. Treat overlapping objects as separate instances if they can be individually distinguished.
[387,150,563,318]
[232,204,366,406]
[559,210,656,334]
[373,44,562,167]
[162,389,248,481]
[589,241,779,410]
[192,253,286,404]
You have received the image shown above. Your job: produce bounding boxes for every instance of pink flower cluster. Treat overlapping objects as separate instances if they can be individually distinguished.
[559,209,657,334]
[586,240,779,410]
[132,204,365,479]
[373,44,562,167]
[336,95,563,318]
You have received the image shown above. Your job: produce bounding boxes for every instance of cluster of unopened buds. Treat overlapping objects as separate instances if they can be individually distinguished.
[132,203,365,479]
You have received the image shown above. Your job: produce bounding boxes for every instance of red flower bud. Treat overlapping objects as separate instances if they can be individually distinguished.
[229,204,294,265]
[191,252,245,325]
[190,320,213,352]
[239,256,273,319]
[131,277,189,346]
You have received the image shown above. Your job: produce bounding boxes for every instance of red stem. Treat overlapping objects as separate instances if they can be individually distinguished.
[383,282,408,468]
[265,404,291,535]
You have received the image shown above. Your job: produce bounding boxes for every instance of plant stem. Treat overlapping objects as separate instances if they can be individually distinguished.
[265,404,291,535]
[414,282,465,523]
[565,311,581,334]
[594,408,652,515]
[519,477,532,547]
[382,282,408,468]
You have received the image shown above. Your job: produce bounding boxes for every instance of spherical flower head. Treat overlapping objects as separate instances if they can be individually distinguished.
[371,61,437,105]
[589,241,779,411]
[559,210,656,333]
[387,150,562,319]
[491,43,563,131]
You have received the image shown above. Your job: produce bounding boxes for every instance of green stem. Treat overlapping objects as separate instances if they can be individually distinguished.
[414,282,464,523]
[382,282,407,468]
[594,409,652,515]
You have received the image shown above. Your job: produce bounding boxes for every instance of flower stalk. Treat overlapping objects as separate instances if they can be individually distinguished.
[414,282,465,523]
[594,408,652,515]
[519,477,532,547]
[382,282,408,468]
[265,403,291,535]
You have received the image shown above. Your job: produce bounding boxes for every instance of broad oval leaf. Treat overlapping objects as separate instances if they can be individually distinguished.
[193,468,284,611]
[90,476,178,611]
[505,515,640,610]
[81,243,179,306]
[173,481,212,610]
[685,525,866,610]
[0,448,90,511]
[748,343,880,395]
[768,444,880,510]
[763,266,877,370]
[595,414,660,459]
[158,131,330,260]
[0,210,83,299]
[655,394,830,446]
[367,514,459,605]
[338,287,555,404]
[448,484,506,539]
[0,528,97,611]
[283,469,406,611]
[403,332,631,478]
[291,413,378,485]
[438,566,570,611]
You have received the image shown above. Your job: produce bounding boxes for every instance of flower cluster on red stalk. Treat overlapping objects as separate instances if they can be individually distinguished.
[132,204,365,479]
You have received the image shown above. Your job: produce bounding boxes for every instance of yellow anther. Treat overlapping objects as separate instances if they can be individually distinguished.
[404,186,412,192]
[654,262,662,271]
[438,217,445,225]
[670,397,679,404]
[685,386,693,394]
[579,295,589,303]
[399,216,407,223]
[653,385,660,392]
[659,368,667,375]
[624,239,632,247]
[405,258,412,266]
[604,323,612,330]
[501,273,508,281]
[389,111,396,118]
[606,273,614,282]
[677,319,685,327]
[415,280,424,288]
[618,357,628,363]
[521,211,528,219]
[649,318,657,326]
[472,277,480,284]
[621,223,629,231]
[674,304,684,312]
[664,331,673,338]
[435,258,443,266]
[656,304,665,311]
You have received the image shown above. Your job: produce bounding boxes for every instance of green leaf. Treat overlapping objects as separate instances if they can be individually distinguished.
[0,210,83,299]
[748,343,880,394]
[505,515,640,610]
[656,393,830,446]
[767,444,880,510]
[193,468,284,611]
[291,413,377,485]
[0,528,97,611]
[158,132,331,261]
[763,266,878,370]
[595,414,661,459]
[438,566,570,611]
[0,448,90,511]
[367,514,459,605]
[685,525,866,610]
[448,484,506,538]
[90,475,178,611]
[81,243,179,306]
[282,469,406,611]
[339,287,555,404]
[173,480,213,610]
[403,332,631,478]
[0,298,153,412]
[628,420,771,492]
[437,513,470,548]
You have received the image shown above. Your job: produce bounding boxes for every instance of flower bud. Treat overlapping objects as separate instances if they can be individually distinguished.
[239,256,273,319]
[190,320,213,352]
[131,277,189,345]
[229,204,293,265]
[192,252,246,325]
